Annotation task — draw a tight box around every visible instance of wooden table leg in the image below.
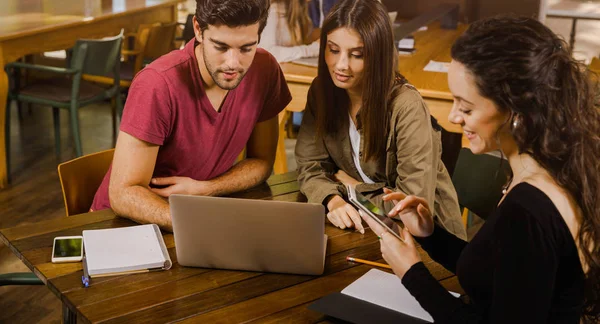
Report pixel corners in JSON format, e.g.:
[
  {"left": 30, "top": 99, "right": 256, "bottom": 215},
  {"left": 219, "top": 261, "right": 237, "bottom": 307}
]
[
  {"left": 0, "top": 46, "right": 9, "bottom": 189},
  {"left": 62, "top": 303, "right": 77, "bottom": 324}
]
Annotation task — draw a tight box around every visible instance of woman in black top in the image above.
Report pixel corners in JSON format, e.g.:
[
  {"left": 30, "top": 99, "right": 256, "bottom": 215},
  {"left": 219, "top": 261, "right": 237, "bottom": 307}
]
[{"left": 360, "top": 16, "right": 600, "bottom": 323}]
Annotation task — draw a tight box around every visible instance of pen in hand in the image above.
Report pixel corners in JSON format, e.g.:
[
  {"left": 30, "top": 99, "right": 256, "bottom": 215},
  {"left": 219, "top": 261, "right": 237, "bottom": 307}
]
[{"left": 82, "top": 254, "right": 91, "bottom": 288}]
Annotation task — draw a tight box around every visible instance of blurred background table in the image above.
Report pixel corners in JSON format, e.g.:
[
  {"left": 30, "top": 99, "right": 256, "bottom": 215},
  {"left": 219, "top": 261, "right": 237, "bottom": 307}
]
[{"left": 0, "top": 0, "right": 181, "bottom": 189}]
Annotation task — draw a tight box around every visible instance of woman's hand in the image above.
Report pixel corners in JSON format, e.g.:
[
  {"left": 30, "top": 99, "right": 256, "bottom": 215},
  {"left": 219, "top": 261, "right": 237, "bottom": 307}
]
[
  {"left": 326, "top": 195, "right": 365, "bottom": 234},
  {"left": 382, "top": 188, "right": 434, "bottom": 238},
  {"left": 334, "top": 170, "right": 362, "bottom": 187},
  {"left": 359, "top": 210, "right": 421, "bottom": 279}
]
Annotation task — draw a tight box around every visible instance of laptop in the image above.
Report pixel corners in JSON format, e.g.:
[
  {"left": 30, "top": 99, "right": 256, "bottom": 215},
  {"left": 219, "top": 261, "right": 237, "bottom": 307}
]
[{"left": 170, "top": 194, "right": 327, "bottom": 275}]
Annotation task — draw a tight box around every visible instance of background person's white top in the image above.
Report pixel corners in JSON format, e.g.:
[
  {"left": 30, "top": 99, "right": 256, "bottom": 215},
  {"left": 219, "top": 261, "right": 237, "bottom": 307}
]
[
  {"left": 349, "top": 114, "right": 375, "bottom": 184},
  {"left": 259, "top": 2, "right": 320, "bottom": 63}
]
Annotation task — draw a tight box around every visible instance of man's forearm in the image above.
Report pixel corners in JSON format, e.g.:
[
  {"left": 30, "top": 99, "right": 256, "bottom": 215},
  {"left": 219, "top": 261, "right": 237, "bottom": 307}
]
[
  {"left": 110, "top": 185, "right": 172, "bottom": 231},
  {"left": 206, "top": 158, "right": 272, "bottom": 196}
]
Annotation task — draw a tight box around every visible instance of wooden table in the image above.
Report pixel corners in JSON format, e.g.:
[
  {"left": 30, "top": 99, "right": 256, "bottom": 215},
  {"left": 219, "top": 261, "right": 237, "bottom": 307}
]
[
  {"left": 280, "top": 22, "right": 469, "bottom": 135},
  {"left": 0, "top": 0, "right": 181, "bottom": 189},
  {"left": 273, "top": 22, "right": 469, "bottom": 173},
  {"left": 0, "top": 172, "right": 463, "bottom": 323}
]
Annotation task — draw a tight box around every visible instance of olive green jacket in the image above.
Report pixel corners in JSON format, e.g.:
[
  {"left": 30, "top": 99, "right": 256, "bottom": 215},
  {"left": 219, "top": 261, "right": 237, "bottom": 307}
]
[{"left": 295, "top": 82, "right": 466, "bottom": 240}]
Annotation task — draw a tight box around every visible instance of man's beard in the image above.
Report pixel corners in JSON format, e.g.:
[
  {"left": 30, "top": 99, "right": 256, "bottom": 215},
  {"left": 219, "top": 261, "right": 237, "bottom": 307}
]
[{"left": 203, "top": 47, "right": 246, "bottom": 90}]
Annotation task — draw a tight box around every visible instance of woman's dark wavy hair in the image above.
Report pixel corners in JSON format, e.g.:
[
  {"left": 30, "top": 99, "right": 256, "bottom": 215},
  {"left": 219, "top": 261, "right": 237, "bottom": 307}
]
[
  {"left": 314, "top": 0, "right": 405, "bottom": 161},
  {"left": 451, "top": 16, "right": 600, "bottom": 322},
  {"left": 195, "top": 0, "right": 270, "bottom": 35}
]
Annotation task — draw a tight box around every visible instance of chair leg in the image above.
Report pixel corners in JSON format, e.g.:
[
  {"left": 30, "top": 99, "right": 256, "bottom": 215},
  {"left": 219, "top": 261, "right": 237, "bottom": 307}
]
[
  {"left": 273, "top": 111, "right": 289, "bottom": 175},
  {"left": 5, "top": 99, "right": 11, "bottom": 184},
  {"left": 16, "top": 101, "right": 24, "bottom": 121},
  {"left": 68, "top": 104, "right": 83, "bottom": 157},
  {"left": 52, "top": 107, "right": 61, "bottom": 157}
]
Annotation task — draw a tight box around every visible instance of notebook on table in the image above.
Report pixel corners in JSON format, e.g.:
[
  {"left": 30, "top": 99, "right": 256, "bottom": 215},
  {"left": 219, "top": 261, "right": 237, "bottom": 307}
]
[
  {"left": 309, "top": 269, "right": 460, "bottom": 323},
  {"left": 82, "top": 224, "right": 172, "bottom": 278}
]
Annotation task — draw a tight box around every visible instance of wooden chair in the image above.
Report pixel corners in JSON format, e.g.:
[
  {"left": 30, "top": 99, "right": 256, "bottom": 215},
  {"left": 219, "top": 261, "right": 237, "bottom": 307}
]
[
  {"left": 273, "top": 83, "right": 309, "bottom": 174},
  {"left": 57, "top": 149, "right": 115, "bottom": 217},
  {"left": 5, "top": 31, "right": 123, "bottom": 182},
  {"left": 175, "top": 14, "right": 195, "bottom": 48},
  {"left": 1, "top": 149, "right": 114, "bottom": 286},
  {"left": 84, "top": 22, "right": 177, "bottom": 90}
]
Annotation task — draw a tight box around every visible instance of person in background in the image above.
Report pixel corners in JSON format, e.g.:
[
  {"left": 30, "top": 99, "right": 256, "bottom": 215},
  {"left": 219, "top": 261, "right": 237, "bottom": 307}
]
[
  {"left": 308, "top": 0, "right": 338, "bottom": 29},
  {"left": 295, "top": 0, "right": 466, "bottom": 240},
  {"left": 362, "top": 16, "right": 600, "bottom": 323},
  {"left": 90, "top": 0, "right": 291, "bottom": 231},
  {"left": 259, "top": 0, "right": 320, "bottom": 62}
]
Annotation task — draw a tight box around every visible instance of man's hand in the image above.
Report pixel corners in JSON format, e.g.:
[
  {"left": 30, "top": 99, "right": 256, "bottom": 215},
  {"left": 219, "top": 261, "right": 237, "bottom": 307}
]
[{"left": 150, "top": 176, "right": 214, "bottom": 197}]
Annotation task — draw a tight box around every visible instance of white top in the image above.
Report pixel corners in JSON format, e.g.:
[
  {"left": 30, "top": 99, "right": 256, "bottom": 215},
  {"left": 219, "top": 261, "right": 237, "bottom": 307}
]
[
  {"left": 348, "top": 114, "right": 375, "bottom": 184},
  {"left": 259, "top": 2, "right": 320, "bottom": 63}
]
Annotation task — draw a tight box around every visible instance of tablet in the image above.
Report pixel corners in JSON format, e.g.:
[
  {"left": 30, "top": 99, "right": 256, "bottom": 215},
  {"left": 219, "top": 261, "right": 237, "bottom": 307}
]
[{"left": 347, "top": 185, "right": 403, "bottom": 241}]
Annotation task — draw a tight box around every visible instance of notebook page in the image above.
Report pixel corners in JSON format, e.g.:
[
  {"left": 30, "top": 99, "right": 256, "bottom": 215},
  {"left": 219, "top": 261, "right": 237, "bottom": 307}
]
[
  {"left": 342, "top": 269, "right": 459, "bottom": 322},
  {"left": 83, "top": 224, "right": 165, "bottom": 274}
]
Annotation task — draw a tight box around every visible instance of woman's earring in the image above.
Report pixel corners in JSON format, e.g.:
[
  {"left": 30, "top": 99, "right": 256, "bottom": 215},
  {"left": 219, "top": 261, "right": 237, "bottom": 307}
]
[{"left": 512, "top": 119, "right": 518, "bottom": 128}]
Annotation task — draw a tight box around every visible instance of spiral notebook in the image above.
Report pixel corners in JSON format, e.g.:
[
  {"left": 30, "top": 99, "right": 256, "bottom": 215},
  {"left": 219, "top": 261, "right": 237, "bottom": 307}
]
[{"left": 82, "top": 224, "right": 172, "bottom": 278}]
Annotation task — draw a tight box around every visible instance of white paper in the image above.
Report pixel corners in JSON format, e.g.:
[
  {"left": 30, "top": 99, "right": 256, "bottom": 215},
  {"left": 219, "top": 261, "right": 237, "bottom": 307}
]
[
  {"left": 342, "top": 269, "right": 460, "bottom": 323},
  {"left": 423, "top": 60, "right": 450, "bottom": 73},
  {"left": 83, "top": 224, "right": 166, "bottom": 275}
]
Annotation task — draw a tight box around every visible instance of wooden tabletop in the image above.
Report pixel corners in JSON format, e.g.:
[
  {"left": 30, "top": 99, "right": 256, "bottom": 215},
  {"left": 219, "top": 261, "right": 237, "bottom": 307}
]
[
  {"left": 0, "top": 0, "right": 180, "bottom": 41},
  {"left": 0, "top": 172, "right": 463, "bottom": 323},
  {"left": 280, "top": 22, "right": 468, "bottom": 101}
]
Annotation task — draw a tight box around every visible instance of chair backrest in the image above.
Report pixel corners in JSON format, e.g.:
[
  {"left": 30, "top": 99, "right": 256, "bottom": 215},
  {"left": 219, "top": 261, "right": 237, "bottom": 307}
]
[
  {"left": 144, "top": 22, "right": 177, "bottom": 61},
  {"left": 439, "top": 126, "right": 462, "bottom": 176},
  {"left": 58, "top": 149, "right": 115, "bottom": 217},
  {"left": 71, "top": 30, "right": 124, "bottom": 79},
  {"left": 451, "top": 148, "right": 512, "bottom": 220},
  {"left": 181, "top": 14, "right": 195, "bottom": 43}
]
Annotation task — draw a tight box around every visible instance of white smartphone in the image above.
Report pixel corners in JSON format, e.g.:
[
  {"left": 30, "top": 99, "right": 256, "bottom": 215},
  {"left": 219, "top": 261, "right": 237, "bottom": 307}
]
[
  {"left": 346, "top": 185, "right": 403, "bottom": 241},
  {"left": 52, "top": 236, "right": 84, "bottom": 263}
]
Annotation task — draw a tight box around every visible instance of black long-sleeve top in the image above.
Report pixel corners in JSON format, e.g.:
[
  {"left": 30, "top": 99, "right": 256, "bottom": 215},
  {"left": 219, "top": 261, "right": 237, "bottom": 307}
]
[{"left": 402, "top": 183, "right": 585, "bottom": 323}]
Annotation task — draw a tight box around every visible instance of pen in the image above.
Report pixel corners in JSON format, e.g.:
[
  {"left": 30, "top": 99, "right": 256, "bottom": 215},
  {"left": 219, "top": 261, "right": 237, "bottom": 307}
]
[
  {"left": 346, "top": 256, "right": 392, "bottom": 269},
  {"left": 82, "top": 254, "right": 91, "bottom": 288}
]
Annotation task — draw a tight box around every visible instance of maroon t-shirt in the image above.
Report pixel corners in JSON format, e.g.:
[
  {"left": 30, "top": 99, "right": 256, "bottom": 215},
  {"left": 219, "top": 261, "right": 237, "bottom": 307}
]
[{"left": 91, "top": 40, "right": 291, "bottom": 211}]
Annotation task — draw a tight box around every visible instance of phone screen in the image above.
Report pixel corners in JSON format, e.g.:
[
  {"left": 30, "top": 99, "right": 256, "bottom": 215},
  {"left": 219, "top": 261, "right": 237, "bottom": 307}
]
[
  {"left": 351, "top": 189, "right": 402, "bottom": 239},
  {"left": 53, "top": 238, "right": 83, "bottom": 258}
]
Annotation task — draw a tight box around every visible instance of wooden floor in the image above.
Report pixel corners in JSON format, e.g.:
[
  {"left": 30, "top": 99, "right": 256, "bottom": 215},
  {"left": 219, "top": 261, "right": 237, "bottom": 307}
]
[{"left": 0, "top": 101, "right": 115, "bottom": 323}]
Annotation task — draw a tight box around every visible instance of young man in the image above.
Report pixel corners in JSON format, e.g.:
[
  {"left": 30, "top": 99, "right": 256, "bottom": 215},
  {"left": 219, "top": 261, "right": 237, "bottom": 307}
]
[{"left": 91, "top": 0, "right": 291, "bottom": 231}]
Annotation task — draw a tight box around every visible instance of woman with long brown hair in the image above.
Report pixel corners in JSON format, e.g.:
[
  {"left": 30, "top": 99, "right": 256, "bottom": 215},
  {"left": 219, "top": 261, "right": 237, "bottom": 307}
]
[
  {"left": 295, "top": 0, "right": 466, "bottom": 240},
  {"left": 259, "top": 0, "right": 320, "bottom": 62},
  {"left": 362, "top": 16, "right": 600, "bottom": 322}
]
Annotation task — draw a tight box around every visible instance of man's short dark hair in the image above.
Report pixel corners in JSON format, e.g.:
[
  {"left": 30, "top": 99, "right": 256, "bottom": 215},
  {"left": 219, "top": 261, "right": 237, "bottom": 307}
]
[{"left": 195, "top": 0, "right": 270, "bottom": 34}]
